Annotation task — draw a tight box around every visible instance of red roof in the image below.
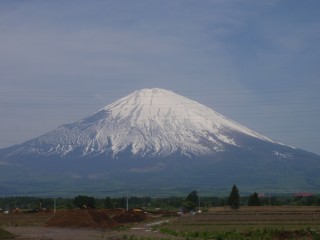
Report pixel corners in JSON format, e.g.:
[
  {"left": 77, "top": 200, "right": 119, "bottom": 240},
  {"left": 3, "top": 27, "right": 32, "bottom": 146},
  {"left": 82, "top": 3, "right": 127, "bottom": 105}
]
[{"left": 294, "top": 193, "right": 313, "bottom": 197}]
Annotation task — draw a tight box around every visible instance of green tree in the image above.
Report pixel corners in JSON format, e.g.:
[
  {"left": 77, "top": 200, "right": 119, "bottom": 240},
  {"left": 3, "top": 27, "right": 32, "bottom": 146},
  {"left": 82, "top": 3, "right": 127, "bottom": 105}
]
[
  {"left": 183, "top": 190, "right": 199, "bottom": 211},
  {"left": 227, "top": 185, "right": 240, "bottom": 210},
  {"left": 104, "top": 197, "right": 113, "bottom": 208},
  {"left": 248, "top": 192, "right": 261, "bottom": 206},
  {"left": 74, "top": 195, "right": 95, "bottom": 208}
]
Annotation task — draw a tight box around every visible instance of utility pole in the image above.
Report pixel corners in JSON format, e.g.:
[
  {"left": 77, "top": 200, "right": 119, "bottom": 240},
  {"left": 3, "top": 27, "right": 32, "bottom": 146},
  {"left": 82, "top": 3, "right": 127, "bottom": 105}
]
[
  {"left": 126, "top": 194, "right": 129, "bottom": 211},
  {"left": 269, "top": 193, "right": 271, "bottom": 207},
  {"left": 54, "top": 197, "right": 56, "bottom": 214}
]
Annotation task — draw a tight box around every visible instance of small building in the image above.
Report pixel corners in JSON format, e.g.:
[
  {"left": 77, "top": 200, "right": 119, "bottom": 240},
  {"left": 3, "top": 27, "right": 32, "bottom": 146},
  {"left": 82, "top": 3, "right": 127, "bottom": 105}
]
[{"left": 294, "top": 193, "right": 313, "bottom": 197}]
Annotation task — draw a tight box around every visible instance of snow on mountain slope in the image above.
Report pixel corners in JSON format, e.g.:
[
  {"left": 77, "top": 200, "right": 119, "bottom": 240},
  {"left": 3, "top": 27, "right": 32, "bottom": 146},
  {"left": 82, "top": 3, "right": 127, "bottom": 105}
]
[
  {"left": 4, "top": 88, "right": 320, "bottom": 195},
  {"left": 7, "top": 88, "right": 276, "bottom": 158}
]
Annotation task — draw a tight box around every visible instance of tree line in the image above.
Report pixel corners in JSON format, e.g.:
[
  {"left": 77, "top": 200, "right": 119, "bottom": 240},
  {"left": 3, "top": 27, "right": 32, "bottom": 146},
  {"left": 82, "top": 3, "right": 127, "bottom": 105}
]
[{"left": 1, "top": 185, "right": 319, "bottom": 211}]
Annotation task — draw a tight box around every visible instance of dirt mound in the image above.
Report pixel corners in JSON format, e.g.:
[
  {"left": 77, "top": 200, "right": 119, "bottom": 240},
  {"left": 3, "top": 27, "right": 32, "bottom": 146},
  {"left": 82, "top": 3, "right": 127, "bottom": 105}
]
[
  {"left": 46, "top": 209, "right": 119, "bottom": 228},
  {"left": 113, "top": 211, "right": 147, "bottom": 224}
]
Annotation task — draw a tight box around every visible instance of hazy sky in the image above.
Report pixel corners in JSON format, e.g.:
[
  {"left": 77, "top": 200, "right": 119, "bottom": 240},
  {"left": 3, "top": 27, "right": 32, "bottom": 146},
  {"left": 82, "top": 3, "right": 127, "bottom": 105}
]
[{"left": 1, "top": 0, "right": 319, "bottom": 154}]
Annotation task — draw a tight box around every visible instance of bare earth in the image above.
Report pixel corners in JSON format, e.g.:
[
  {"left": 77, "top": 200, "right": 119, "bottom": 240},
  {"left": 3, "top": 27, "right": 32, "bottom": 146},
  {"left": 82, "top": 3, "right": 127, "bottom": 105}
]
[
  {"left": 4, "top": 221, "right": 178, "bottom": 240},
  {"left": 4, "top": 227, "right": 107, "bottom": 240},
  {"left": 2, "top": 206, "right": 320, "bottom": 239},
  {"left": 2, "top": 209, "right": 178, "bottom": 240}
]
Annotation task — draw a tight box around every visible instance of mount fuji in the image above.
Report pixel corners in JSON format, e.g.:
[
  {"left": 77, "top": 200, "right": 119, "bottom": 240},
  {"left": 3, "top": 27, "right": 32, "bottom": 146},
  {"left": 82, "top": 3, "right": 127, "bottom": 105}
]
[{"left": 0, "top": 88, "right": 319, "bottom": 196}]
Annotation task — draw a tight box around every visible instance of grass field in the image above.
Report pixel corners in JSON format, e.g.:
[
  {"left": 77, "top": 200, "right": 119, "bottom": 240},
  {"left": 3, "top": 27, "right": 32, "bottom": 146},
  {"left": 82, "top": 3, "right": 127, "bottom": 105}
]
[{"left": 0, "top": 227, "right": 15, "bottom": 239}]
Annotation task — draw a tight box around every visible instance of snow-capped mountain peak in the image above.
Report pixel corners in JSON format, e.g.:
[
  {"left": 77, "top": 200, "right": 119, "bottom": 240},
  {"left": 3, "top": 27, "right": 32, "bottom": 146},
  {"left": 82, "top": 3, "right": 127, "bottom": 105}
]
[
  {"left": 3, "top": 88, "right": 320, "bottom": 195},
  {"left": 9, "top": 88, "right": 275, "bottom": 159}
]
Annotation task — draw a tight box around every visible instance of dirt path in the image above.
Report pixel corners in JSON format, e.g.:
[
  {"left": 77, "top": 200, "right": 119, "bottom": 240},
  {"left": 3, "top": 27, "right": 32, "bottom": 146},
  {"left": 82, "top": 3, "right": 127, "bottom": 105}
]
[{"left": 124, "top": 218, "right": 180, "bottom": 239}]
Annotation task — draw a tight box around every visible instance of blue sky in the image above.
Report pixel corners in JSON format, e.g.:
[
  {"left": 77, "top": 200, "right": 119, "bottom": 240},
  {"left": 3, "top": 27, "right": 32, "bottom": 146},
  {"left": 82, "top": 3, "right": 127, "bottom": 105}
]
[{"left": 0, "top": 0, "right": 319, "bottom": 154}]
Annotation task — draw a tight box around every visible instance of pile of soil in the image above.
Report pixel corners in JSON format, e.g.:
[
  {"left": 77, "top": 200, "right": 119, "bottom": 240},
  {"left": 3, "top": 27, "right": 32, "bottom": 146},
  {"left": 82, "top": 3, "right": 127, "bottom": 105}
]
[
  {"left": 46, "top": 209, "right": 119, "bottom": 228},
  {"left": 113, "top": 211, "right": 147, "bottom": 224}
]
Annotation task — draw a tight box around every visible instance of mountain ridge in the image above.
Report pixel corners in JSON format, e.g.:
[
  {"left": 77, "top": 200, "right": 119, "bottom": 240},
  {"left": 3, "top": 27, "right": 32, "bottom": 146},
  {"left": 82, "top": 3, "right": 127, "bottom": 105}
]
[
  {"left": 0, "top": 88, "right": 319, "bottom": 196},
  {"left": 3, "top": 88, "right": 279, "bottom": 159}
]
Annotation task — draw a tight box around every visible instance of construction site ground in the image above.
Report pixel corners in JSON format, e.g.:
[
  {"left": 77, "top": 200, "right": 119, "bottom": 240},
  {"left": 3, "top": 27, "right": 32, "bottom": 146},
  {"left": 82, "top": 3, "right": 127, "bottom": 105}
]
[{"left": 1, "top": 208, "right": 179, "bottom": 240}]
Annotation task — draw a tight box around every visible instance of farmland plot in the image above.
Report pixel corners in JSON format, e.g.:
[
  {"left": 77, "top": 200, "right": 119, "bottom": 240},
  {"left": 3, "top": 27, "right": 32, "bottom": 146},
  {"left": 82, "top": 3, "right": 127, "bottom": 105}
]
[{"left": 156, "top": 206, "right": 320, "bottom": 239}]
